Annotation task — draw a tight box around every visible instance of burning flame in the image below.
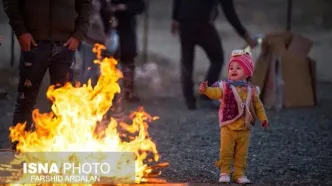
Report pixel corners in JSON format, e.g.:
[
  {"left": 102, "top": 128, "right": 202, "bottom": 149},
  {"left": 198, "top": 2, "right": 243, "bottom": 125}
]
[{"left": 4, "top": 44, "right": 167, "bottom": 185}]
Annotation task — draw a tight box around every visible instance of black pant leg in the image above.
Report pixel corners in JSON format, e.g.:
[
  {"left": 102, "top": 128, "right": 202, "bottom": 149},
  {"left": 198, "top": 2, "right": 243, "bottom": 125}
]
[
  {"left": 49, "top": 42, "right": 75, "bottom": 87},
  {"left": 179, "top": 23, "right": 197, "bottom": 105},
  {"left": 197, "top": 23, "right": 224, "bottom": 86},
  {"left": 13, "top": 43, "right": 51, "bottom": 129}
]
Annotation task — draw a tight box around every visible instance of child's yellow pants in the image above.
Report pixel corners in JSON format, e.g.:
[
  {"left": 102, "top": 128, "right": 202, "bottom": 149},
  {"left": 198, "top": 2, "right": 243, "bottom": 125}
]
[{"left": 215, "top": 126, "right": 251, "bottom": 180}]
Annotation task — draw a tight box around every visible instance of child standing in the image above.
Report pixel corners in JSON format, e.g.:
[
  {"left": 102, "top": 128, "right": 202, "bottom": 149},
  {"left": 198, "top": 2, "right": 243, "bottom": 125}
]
[{"left": 199, "top": 49, "right": 269, "bottom": 184}]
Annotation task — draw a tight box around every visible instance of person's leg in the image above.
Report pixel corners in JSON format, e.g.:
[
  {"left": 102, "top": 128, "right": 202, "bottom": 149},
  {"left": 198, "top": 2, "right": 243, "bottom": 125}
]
[
  {"left": 233, "top": 130, "right": 251, "bottom": 183},
  {"left": 103, "top": 48, "right": 126, "bottom": 121},
  {"left": 118, "top": 29, "right": 140, "bottom": 102},
  {"left": 197, "top": 23, "right": 224, "bottom": 106},
  {"left": 12, "top": 42, "right": 51, "bottom": 150},
  {"left": 197, "top": 23, "right": 224, "bottom": 85},
  {"left": 108, "top": 70, "right": 126, "bottom": 121},
  {"left": 112, "top": 48, "right": 126, "bottom": 119},
  {"left": 48, "top": 42, "right": 75, "bottom": 88},
  {"left": 179, "top": 22, "right": 197, "bottom": 110},
  {"left": 78, "top": 41, "right": 100, "bottom": 87},
  {"left": 121, "top": 58, "right": 140, "bottom": 102}
]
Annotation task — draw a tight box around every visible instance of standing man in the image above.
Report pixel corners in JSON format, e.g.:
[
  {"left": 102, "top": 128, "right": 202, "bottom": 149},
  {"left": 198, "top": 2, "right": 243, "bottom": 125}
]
[
  {"left": 111, "top": 0, "right": 145, "bottom": 102},
  {"left": 78, "top": 0, "right": 125, "bottom": 120},
  {"left": 171, "top": 0, "right": 257, "bottom": 110},
  {"left": 3, "top": 0, "right": 91, "bottom": 148},
  {"left": 78, "top": 0, "right": 113, "bottom": 87}
]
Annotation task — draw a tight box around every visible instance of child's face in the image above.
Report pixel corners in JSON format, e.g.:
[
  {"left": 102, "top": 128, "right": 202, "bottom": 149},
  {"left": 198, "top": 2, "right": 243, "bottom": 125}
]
[{"left": 228, "top": 61, "right": 247, "bottom": 81}]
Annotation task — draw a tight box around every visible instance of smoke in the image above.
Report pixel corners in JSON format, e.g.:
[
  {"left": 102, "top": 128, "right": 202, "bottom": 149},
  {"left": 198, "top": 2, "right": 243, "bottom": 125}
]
[{"left": 135, "top": 62, "right": 163, "bottom": 94}]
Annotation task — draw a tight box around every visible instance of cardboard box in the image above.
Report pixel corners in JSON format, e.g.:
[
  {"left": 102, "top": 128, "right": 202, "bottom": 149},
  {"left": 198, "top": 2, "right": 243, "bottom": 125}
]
[
  {"left": 252, "top": 32, "right": 316, "bottom": 109},
  {"left": 252, "top": 32, "right": 291, "bottom": 91},
  {"left": 288, "top": 34, "right": 313, "bottom": 56},
  {"left": 281, "top": 52, "right": 315, "bottom": 108},
  {"left": 261, "top": 54, "right": 278, "bottom": 109},
  {"left": 252, "top": 53, "right": 270, "bottom": 93}
]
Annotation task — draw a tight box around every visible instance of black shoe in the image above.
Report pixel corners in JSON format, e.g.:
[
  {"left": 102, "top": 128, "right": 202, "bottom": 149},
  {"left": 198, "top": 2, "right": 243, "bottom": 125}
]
[
  {"left": 185, "top": 98, "right": 197, "bottom": 110},
  {"left": 111, "top": 111, "right": 126, "bottom": 122},
  {"left": 199, "top": 94, "right": 210, "bottom": 101},
  {"left": 187, "top": 103, "right": 197, "bottom": 110},
  {"left": 199, "top": 95, "right": 220, "bottom": 109},
  {"left": 125, "top": 92, "right": 140, "bottom": 102}
]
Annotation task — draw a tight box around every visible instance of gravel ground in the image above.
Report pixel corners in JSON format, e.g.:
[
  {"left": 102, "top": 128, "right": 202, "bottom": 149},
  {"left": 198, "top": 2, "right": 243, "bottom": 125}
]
[
  {"left": 137, "top": 83, "right": 332, "bottom": 185},
  {"left": 0, "top": 55, "right": 332, "bottom": 185}
]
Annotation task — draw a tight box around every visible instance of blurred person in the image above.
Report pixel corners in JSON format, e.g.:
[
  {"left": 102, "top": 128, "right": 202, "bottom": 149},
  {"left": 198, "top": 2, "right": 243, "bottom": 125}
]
[
  {"left": 78, "top": 0, "right": 117, "bottom": 87},
  {"left": 78, "top": 0, "right": 126, "bottom": 121},
  {"left": 110, "top": 0, "right": 145, "bottom": 102},
  {"left": 199, "top": 50, "right": 268, "bottom": 184},
  {"left": 3, "top": 0, "right": 92, "bottom": 150},
  {"left": 0, "top": 35, "right": 8, "bottom": 99},
  {"left": 171, "top": 0, "right": 257, "bottom": 110}
]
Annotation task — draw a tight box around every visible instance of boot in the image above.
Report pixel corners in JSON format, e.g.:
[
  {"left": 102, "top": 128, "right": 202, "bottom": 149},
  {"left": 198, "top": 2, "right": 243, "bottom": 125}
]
[
  {"left": 110, "top": 91, "right": 126, "bottom": 119},
  {"left": 122, "top": 63, "right": 140, "bottom": 102},
  {"left": 124, "top": 92, "right": 140, "bottom": 102},
  {"left": 185, "top": 96, "right": 197, "bottom": 110}
]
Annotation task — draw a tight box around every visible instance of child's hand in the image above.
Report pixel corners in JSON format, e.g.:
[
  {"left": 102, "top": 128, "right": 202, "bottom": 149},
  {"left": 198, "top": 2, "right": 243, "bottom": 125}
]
[
  {"left": 199, "top": 81, "right": 208, "bottom": 94},
  {"left": 262, "top": 120, "right": 269, "bottom": 129}
]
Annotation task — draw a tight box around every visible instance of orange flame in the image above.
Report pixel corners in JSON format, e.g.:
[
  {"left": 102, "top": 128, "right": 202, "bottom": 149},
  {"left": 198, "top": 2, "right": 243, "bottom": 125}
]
[{"left": 7, "top": 43, "right": 165, "bottom": 185}]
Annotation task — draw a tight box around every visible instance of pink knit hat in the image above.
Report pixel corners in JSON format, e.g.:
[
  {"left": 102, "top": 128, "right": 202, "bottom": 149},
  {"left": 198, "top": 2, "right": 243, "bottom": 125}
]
[{"left": 228, "top": 50, "right": 254, "bottom": 77}]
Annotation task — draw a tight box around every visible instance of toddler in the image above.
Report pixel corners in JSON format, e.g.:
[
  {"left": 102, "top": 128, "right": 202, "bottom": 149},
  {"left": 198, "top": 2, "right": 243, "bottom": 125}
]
[{"left": 199, "top": 49, "right": 269, "bottom": 184}]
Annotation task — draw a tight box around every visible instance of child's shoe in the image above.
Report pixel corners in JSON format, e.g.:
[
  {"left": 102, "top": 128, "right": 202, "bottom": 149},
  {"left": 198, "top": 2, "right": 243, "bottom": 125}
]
[
  {"left": 235, "top": 176, "right": 251, "bottom": 184},
  {"left": 218, "top": 173, "right": 230, "bottom": 183}
]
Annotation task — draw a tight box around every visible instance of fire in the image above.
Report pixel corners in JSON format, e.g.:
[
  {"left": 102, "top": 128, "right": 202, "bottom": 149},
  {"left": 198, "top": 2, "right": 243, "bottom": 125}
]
[{"left": 5, "top": 43, "right": 167, "bottom": 185}]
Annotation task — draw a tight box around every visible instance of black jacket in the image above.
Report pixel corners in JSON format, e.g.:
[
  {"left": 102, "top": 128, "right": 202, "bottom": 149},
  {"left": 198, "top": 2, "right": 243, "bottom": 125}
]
[
  {"left": 99, "top": 0, "right": 113, "bottom": 34},
  {"left": 110, "top": 0, "right": 145, "bottom": 32},
  {"left": 3, "top": 0, "right": 92, "bottom": 42},
  {"left": 172, "top": 0, "right": 247, "bottom": 38}
]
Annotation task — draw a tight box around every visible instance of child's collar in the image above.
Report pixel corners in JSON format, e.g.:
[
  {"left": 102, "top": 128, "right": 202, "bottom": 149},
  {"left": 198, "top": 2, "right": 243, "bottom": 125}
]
[{"left": 226, "top": 79, "right": 248, "bottom": 87}]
